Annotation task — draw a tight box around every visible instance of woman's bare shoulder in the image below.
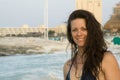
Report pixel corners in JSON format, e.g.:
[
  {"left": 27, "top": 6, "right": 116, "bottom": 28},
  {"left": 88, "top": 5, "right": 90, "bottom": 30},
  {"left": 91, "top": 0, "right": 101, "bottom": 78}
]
[
  {"left": 63, "top": 59, "right": 72, "bottom": 80},
  {"left": 63, "top": 59, "right": 72, "bottom": 70},
  {"left": 102, "top": 51, "right": 120, "bottom": 80},
  {"left": 102, "top": 51, "right": 119, "bottom": 68},
  {"left": 102, "top": 51, "right": 119, "bottom": 66}
]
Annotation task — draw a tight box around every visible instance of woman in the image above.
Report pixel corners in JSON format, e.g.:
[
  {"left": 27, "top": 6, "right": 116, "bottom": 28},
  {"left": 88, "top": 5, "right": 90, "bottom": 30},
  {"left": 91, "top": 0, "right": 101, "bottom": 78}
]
[{"left": 63, "top": 9, "right": 120, "bottom": 80}]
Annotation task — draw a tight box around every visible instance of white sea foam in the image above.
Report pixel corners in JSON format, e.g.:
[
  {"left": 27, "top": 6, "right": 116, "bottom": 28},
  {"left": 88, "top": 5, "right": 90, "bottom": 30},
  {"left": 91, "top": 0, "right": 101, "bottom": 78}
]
[
  {"left": 21, "top": 73, "right": 61, "bottom": 80},
  {"left": 21, "top": 74, "right": 41, "bottom": 80}
]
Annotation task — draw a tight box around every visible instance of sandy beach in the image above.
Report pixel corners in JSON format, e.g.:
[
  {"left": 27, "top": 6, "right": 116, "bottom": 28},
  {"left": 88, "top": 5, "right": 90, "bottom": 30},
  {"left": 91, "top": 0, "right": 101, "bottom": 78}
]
[{"left": 0, "top": 37, "right": 70, "bottom": 56}]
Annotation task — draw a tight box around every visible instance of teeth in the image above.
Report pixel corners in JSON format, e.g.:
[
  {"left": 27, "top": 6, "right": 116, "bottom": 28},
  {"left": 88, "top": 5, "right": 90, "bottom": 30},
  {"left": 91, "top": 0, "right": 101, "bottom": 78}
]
[
  {"left": 77, "top": 39, "right": 84, "bottom": 41},
  {"left": 78, "top": 39, "right": 83, "bottom": 40}
]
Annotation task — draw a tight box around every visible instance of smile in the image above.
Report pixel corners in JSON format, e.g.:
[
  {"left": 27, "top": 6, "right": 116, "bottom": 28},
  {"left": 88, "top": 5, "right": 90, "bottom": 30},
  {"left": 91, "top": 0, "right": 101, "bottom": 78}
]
[{"left": 77, "top": 38, "right": 84, "bottom": 41}]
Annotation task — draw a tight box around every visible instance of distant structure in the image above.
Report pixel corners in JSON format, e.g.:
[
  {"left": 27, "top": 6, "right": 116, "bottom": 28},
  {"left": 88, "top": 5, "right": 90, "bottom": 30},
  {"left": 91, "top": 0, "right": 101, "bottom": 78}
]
[
  {"left": 0, "top": 25, "right": 45, "bottom": 37},
  {"left": 44, "top": 0, "right": 48, "bottom": 39},
  {"left": 49, "top": 24, "right": 67, "bottom": 36},
  {"left": 0, "top": 24, "right": 66, "bottom": 37},
  {"left": 76, "top": 0, "right": 102, "bottom": 23},
  {"left": 104, "top": 2, "right": 120, "bottom": 33}
]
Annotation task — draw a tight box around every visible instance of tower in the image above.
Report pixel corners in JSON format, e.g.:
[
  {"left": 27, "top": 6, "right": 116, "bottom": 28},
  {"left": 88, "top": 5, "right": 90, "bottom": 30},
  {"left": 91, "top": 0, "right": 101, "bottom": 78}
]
[
  {"left": 76, "top": 0, "right": 102, "bottom": 23},
  {"left": 44, "top": 0, "right": 48, "bottom": 40}
]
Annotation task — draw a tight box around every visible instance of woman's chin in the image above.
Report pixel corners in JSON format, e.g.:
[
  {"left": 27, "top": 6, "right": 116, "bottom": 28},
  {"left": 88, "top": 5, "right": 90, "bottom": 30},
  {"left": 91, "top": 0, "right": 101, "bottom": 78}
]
[{"left": 78, "top": 44, "right": 84, "bottom": 47}]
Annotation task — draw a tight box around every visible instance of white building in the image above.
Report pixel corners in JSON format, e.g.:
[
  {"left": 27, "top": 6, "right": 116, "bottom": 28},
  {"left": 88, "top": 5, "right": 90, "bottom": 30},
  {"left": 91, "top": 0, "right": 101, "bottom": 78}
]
[
  {"left": 0, "top": 25, "right": 45, "bottom": 36},
  {"left": 0, "top": 24, "right": 67, "bottom": 37},
  {"left": 76, "top": 0, "right": 102, "bottom": 23}
]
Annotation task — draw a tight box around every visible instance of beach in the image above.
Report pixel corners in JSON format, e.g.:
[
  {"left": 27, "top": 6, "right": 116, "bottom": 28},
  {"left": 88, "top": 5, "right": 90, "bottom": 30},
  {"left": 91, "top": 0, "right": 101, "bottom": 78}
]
[{"left": 0, "top": 37, "right": 69, "bottom": 56}]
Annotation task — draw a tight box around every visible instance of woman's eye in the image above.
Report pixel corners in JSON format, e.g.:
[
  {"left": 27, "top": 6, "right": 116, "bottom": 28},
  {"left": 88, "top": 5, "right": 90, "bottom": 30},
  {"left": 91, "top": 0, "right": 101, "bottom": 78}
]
[
  {"left": 72, "top": 29, "right": 77, "bottom": 32},
  {"left": 82, "top": 28, "right": 87, "bottom": 31}
]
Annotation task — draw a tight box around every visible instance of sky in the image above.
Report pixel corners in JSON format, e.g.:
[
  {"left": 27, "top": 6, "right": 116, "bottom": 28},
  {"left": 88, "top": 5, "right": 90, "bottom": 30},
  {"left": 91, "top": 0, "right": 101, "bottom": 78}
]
[{"left": 0, "top": 0, "right": 120, "bottom": 27}]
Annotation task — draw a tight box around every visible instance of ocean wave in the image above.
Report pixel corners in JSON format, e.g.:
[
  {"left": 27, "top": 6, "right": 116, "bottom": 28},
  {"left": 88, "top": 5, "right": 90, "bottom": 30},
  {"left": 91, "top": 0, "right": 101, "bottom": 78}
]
[{"left": 20, "top": 73, "right": 61, "bottom": 80}]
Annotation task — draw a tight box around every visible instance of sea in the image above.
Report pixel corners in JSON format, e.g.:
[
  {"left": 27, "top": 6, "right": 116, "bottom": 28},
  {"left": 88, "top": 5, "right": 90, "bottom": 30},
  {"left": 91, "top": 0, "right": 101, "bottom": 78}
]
[
  {"left": 0, "top": 43, "right": 120, "bottom": 80},
  {"left": 0, "top": 51, "right": 70, "bottom": 80}
]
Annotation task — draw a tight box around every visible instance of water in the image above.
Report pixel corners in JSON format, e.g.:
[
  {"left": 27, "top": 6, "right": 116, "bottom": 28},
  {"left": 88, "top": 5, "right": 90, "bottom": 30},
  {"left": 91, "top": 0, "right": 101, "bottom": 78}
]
[
  {"left": 0, "top": 50, "right": 120, "bottom": 80},
  {"left": 0, "top": 51, "right": 70, "bottom": 80}
]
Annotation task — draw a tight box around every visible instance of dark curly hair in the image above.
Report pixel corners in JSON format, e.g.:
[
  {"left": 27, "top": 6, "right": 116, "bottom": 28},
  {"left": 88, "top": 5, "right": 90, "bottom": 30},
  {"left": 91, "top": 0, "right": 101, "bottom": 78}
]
[{"left": 67, "top": 9, "right": 107, "bottom": 79}]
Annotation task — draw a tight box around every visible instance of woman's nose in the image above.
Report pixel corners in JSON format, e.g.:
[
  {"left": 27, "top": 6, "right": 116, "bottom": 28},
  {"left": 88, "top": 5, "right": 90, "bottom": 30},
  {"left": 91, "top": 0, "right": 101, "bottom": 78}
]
[{"left": 77, "top": 30, "right": 82, "bottom": 35}]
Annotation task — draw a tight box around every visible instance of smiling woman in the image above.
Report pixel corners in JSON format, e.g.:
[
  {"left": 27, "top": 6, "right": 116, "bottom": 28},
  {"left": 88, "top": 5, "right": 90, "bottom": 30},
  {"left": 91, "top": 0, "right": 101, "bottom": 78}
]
[{"left": 63, "top": 9, "right": 120, "bottom": 80}]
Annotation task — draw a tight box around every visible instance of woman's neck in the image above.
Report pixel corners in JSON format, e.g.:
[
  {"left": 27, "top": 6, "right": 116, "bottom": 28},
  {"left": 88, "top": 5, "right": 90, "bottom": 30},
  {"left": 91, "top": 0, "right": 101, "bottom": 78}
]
[
  {"left": 78, "top": 46, "right": 84, "bottom": 56},
  {"left": 76, "top": 47, "right": 85, "bottom": 64}
]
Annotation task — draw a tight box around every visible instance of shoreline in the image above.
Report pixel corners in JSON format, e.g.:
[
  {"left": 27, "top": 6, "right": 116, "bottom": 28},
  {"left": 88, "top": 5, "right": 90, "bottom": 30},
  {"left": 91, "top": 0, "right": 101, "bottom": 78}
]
[{"left": 0, "top": 37, "right": 70, "bottom": 56}]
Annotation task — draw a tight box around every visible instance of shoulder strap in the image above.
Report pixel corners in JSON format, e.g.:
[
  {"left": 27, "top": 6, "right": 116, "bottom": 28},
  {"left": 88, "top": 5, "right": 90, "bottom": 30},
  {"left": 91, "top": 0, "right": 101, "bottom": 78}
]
[{"left": 66, "top": 60, "right": 74, "bottom": 80}]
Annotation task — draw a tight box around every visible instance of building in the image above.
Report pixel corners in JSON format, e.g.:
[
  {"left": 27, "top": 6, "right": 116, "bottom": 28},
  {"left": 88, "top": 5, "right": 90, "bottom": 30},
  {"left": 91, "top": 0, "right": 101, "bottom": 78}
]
[
  {"left": 0, "top": 25, "right": 45, "bottom": 37},
  {"left": 76, "top": 0, "right": 102, "bottom": 23},
  {"left": 104, "top": 2, "right": 120, "bottom": 32},
  {"left": 49, "top": 24, "right": 66, "bottom": 35},
  {"left": 0, "top": 24, "right": 67, "bottom": 37}
]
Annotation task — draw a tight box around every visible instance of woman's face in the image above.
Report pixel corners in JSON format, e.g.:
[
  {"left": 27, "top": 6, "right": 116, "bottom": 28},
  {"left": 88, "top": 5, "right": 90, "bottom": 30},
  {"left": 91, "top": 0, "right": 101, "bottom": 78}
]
[{"left": 71, "top": 18, "right": 88, "bottom": 47}]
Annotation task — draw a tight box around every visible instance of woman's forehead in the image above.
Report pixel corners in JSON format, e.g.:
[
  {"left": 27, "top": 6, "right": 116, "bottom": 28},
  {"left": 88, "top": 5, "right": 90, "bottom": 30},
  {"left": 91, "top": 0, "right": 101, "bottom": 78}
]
[{"left": 71, "top": 18, "right": 86, "bottom": 26}]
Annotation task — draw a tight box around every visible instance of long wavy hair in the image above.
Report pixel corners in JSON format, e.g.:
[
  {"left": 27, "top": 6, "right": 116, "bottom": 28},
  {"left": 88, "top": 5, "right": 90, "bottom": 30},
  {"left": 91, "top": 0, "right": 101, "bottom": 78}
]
[{"left": 67, "top": 10, "right": 107, "bottom": 79}]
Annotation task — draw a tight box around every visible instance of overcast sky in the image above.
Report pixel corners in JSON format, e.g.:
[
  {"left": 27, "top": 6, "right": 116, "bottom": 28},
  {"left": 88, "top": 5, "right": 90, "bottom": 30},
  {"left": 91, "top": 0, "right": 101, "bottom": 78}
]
[{"left": 0, "top": 0, "right": 119, "bottom": 27}]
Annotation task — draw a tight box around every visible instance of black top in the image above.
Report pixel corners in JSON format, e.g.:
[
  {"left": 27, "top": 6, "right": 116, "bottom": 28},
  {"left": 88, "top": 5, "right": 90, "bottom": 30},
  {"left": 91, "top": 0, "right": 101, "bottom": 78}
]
[{"left": 66, "top": 61, "right": 96, "bottom": 80}]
